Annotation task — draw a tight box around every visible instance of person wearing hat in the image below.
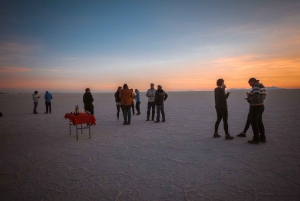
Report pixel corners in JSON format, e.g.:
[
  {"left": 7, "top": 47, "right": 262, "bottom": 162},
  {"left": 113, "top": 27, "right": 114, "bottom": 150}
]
[
  {"left": 119, "top": 84, "right": 133, "bottom": 125},
  {"left": 44, "top": 91, "right": 53, "bottom": 113},
  {"left": 83, "top": 88, "right": 94, "bottom": 115},
  {"left": 154, "top": 85, "right": 168, "bottom": 123},
  {"left": 246, "top": 78, "right": 266, "bottom": 144},
  {"left": 146, "top": 83, "right": 156, "bottom": 121},
  {"left": 32, "top": 91, "right": 40, "bottom": 114},
  {"left": 213, "top": 79, "right": 234, "bottom": 140}
]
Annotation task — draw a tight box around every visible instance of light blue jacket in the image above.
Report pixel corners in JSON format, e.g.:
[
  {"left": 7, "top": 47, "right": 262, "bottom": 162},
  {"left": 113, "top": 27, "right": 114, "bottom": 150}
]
[
  {"left": 135, "top": 92, "right": 141, "bottom": 102},
  {"left": 44, "top": 92, "right": 53, "bottom": 102}
]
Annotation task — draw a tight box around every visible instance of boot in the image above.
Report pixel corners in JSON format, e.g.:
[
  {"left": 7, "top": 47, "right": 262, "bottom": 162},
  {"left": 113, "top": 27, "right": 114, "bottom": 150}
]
[{"left": 146, "top": 116, "right": 149, "bottom": 121}]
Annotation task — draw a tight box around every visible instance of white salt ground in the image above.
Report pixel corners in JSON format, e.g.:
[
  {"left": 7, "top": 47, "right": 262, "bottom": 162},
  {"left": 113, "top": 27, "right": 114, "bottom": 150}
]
[{"left": 0, "top": 90, "right": 300, "bottom": 200}]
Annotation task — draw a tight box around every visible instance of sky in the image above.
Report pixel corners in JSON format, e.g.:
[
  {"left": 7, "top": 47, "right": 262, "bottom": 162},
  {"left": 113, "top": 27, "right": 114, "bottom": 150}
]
[{"left": 1, "top": 0, "right": 300, "bottom": 93}]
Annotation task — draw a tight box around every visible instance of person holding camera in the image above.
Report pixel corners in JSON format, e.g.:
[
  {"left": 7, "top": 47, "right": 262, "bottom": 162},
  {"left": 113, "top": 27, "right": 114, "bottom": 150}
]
[
  {"left": 146, "top": 83, "right": 156, "bottom": 121},
  {"left": 32, "top": 91, "right": 40, "bottom": 114}
]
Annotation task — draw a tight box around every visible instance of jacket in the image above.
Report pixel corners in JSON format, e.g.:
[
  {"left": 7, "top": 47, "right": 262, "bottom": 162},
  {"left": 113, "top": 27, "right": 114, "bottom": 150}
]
[
  {"left": 44, "top": 92, "right": 53, "bottom": 102},
  {"left": 214, "top": 87, "right": 229, "bottom": 108},
  {"left": 114, "top": 91, "right": 121, "bottom": 102},
  {"left": 119, "top": 89, "right": 133, "bottom": 106},
  {"left": 32, "top": 94, "right": 39, "bottom": 102},
  {"left": 154, "top": 89, "right": 168, "bottom": 105},
  {"left": 135, "top": 92, "right": 141, "bottom": 102},
  {"left": 83, "top": 92, "right": 94, "bottom": 108},
  {"left": 146, "top": 88, "right": 156, "bottom": 102},
  {"left": 248, "top": 83, "right": 266, "bottom": 106}
]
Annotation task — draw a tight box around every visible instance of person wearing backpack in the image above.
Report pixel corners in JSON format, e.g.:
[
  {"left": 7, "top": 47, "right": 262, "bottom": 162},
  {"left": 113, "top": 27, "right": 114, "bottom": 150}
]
[{"left": 154, "top": 85, "right": 168, "bottom": 123}]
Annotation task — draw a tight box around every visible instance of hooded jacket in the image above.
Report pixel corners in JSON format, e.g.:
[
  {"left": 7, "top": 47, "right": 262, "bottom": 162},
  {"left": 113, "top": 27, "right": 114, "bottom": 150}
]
[
  {"left": 248, "top": 82, "right": 266, "bottom": 106},
  {"left": 114, "top": 91, "right": 121, "bottom": 102},
  {"left": 154, "top": 89, "right": 168, "bottom": 105},
  {"left": 44, "top": 92, "right": 53, "bottom": 102},
  {"left": 119, "top": 89, "right": 133, "bottom": 106}
]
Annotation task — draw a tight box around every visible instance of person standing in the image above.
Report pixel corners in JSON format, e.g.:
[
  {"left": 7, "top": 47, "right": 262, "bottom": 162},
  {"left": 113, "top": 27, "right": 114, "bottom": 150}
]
[
  {"left": 83, "top": 88, "right": 94, "bottom": 115},
  {"left": 119, "top": 84, "right": 133, "bottom": 125},
  {"left": 44, "top": 91, "right": 53, "bottom": 114},
  {"left": 154, "top": 85, "right": 168, "bottom": 123},
  {"left": 246, "top": 78, "right": 266, "bottom": 144},
  {"left": 213, "top": 79, "right": 234, "bottom": 140},
  {"left": 131, "top": 89, "right": 135, "bottom": 115},
  {"left": 114, "top": 86, "right": 122, "bottom": 120},
  {"left": 135, "top": 89, "right": 141, "bottom": 115},
  {"left": 146, "top": 83, "right": 156, "bottom": 121},
  {"left": 32, "top": 91, "right": 40, "bottom": 114}
]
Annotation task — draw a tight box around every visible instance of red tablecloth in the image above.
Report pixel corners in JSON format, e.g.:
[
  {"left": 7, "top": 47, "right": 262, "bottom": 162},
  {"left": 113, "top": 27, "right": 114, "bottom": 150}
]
[{"left": 64, "top": 113, "right": 96, "bottom": 125}]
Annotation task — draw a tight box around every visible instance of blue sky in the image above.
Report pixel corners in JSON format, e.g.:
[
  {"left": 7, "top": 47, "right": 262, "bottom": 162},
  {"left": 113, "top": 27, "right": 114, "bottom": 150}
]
[{"left": 1, "top": 0, "right": 300, "bottom": 92}]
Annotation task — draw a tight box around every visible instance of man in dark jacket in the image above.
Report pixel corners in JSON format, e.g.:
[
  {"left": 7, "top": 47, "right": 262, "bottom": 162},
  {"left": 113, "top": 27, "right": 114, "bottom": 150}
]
[
  {"left": 246, "top": 78, "right": 266, "bottom": 144},
  {"left": 83, "top": 88, "right": 94, "bottom": 115},
  {"left": 114, "top": 86, "right": 122, "bottom": 120},
  {"left": 214, "top": 79, "right": 233, "bottom": 140},
  {"left": 44, "top": 91, "right": 53, "bottom": 113},
  {"left": 154, "top": 85, "right": 168, "bottom": 123}
]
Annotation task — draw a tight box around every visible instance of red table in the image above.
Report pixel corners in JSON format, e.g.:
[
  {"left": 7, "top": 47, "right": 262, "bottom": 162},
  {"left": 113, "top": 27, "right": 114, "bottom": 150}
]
[{"left": 64, "top": 113, "right": 96, "bottom": 140}]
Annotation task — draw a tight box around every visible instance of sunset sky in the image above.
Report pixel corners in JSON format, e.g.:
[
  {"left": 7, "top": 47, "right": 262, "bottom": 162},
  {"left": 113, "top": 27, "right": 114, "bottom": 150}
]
[{"left": 1, "top": 0, "right": 300, "bottom": 93}]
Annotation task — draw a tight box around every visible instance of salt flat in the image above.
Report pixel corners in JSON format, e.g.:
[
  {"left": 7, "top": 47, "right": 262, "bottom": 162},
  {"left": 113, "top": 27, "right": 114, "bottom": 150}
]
[{"left": 0, "top": 90, "right": 300, "bottom": 201}]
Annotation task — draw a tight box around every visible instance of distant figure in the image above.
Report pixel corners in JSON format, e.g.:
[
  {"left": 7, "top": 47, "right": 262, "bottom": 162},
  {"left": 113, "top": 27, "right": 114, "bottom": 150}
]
[
  {"left": 114, "top": 86, "right": 122, "bottom": 120},
  {"left": 146, "top": 83, "right": 156, "bottom": 121},
  {"left": 119, "top": 84, "right": 133, "bottom": 125},
  {"left": 135, "top": 89, "right": 141, "bottom": 115},
  {"left": 32, "top": 91, "right": 40, "bottom": 114},
  {"left": 131, "top": 89, "right": 135, "bottom": 115},
  {"left": 246, "top": 78, "right": 266, "bottom": 144},
  {"left": 83, "top": 88, "right": 94, "bottom": 115},
  {"left": 44, "top": 91, "right": 53, "bottom": 114},
  {"left": 213, "top": 79, "right": 233, "bottom": 140},
  {"left": 154, "top": 85, "right": 168, "bottom": 123}
]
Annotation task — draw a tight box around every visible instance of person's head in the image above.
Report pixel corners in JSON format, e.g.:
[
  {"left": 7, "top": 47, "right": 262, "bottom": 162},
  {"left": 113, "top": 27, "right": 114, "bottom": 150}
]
[
  {"left": 46, "top": 91, "right": 48, "bottom": 93},
  {"left": 123, "top": 84, "right": 128, "bottom": 89},
  {"left": 85, "top": 88, "right": 91, "bottom": 93},
  {"left": 216, "top": 79, "right": 225, "bottom": 87},
  {"left": 150, "top": 83, "right": 154, "bottom": 89},
  {"left": 117, "top": 86, "right": 122, "bottom": 91},
  {"left": 34, "top": 91, "right": 38, "bottom": 94},
  {"left": 135, "top": 89, "right": 139, "bottom": 93},
  {"left": 157, "top": 85, "right": 162, "bottom": 90},
  {"left": 248, "top": 78, "right": 259, "bottom": 87}
]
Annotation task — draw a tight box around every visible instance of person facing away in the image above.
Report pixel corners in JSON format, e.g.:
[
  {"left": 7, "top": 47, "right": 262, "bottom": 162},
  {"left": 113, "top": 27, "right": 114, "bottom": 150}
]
[
  {"left": 135, "top": 89, "right": 141, "bottom": 115},
  {"left": 131, "top": 89, "right": 136, "bottom": 115},
  {"left": 83, "top": 88, "right": 94, "bottom": 115},
  {"left": 246, "top": 78, "right": 266, "bottom": 144},
  {"left": 146, "top": 83, "right": 156, "bottom": 121},
  {"left": 154, "top": 85, "right": 168, "bottom": 123},
  {"left": 119, "top": 84, "right": 133, "bottom": 125},
  {"left": 32, "top": 91, "right": 40, "bottom": 114},
  {"left": 44, "top": 91, "right": 53, "bottom": 114},
  {"left": 114, "top": 86, "right": 122, "bottom": 120},
  {"left": 213, "top": 79, "right": 234, "bottom": 140}
]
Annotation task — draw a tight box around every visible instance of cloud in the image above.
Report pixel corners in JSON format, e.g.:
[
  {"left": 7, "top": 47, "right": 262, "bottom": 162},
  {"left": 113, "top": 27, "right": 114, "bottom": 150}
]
[{"left": 0, "top": 66, "right": 32, "bottom": 73}]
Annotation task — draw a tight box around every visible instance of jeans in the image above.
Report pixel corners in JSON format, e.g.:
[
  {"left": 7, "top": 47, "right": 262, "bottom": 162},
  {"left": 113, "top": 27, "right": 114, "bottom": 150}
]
[
  {"left": 122, "top": 105, "right": 131, "bottom": 123},
  {"left": 147, "top": 102, "right": 155, "bottom": 118},
  {"left": 33, "top": 102, "right": 38, "bottom": 113},
  {"left": 243, "top": 111, "right": 251, "bottom": 133},
  {"left": 116, "top": 102, "right": 121, "bottom": 118},
  {"left": 131, "top": 101, "right": 135, "bottom": 114},
  {"left": 214, "top": 107, "right": 229, "bottom": 135},
  {"left": 45, "top": 102, "right": 51, "bottom": 113},
  {"left": 136, "top": 102, "right": 141, "bottom": 114},
  {"left": 249, "top": 105, "right": 265, "bottom": 141},
  {"left": 156, "top": 105, "right": 165, "bottom": 121}
]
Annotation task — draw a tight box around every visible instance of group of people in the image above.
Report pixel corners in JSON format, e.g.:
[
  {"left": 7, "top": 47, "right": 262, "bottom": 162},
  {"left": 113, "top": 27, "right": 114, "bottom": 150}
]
[
  {"left": 32, "top": 91, "right": 53, "bottom": 114},
  {"left": 214, "top": 78, "right": 266, "bottom": 144},
  {"left": 114, "top": 83, "right": 168, "bottom": 125}
]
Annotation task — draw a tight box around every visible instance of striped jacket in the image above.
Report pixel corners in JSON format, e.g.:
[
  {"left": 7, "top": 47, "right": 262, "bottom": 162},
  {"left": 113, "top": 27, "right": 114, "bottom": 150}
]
[{"left": 248, "top": 83, "right": 266, "bottom": 106}]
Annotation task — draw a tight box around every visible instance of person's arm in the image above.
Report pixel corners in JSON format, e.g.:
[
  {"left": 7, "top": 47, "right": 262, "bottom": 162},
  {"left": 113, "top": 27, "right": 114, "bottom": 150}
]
[
  {"left": 248, "top": 87, "right": 260, "bottom": 102},
  {"left": 146, "top": 90, "right": 149, "bottom": 97},
  {"left": 164, "top": 92, "right": 168, "bottom": 101}
]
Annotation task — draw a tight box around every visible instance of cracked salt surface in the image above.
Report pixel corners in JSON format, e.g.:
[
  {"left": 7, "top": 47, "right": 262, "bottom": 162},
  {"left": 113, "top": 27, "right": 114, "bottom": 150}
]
[{"left": 1, "top": 90, "right": 300, "bottom": 200}]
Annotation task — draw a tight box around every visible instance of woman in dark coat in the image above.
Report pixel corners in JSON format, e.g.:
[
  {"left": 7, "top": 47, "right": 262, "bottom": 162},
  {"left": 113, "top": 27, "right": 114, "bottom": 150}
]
[{"left": 83, "top": 88, "right": 94, "bottom": 115}]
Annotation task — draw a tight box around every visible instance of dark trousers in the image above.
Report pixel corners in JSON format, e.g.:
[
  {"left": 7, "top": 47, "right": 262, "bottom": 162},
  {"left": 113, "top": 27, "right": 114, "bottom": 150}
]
[
  {"left": 214, "top": 107, "right": 229, "bottom": 135},
  {"left": 242, "top": 111, "right": 251, "bottom": 133},
  {"left": 45, "top": 102, "right": 51, "bottom": 113},
  {"left": 249, "top": 105, "right": 265, "bottom": 141},
  {"left": 33, "top": 102, "right": 38, "bottom": 113},
  {"left": 122, "top": 105, "right": 131, "bottom": 123},
  {"left": 131, "top": 101, "right": 135, "bottom": 114},
  {"left": 156, "top": 105, "right": 165, "bottom": 121},
  {"left": 136, "top": 102, "right": 141, "bottom": 114},
  {"left": 147, "top": 102, "right": 155, "bottom": 119},
  {"left": 116, "top": 103, "right": 121, "bottom": 119}
]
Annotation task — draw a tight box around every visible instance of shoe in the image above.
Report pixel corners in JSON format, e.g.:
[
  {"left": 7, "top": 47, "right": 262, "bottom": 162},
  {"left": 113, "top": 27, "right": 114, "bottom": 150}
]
[
  {"left": 136, "top": 113, "right": 141, "bottom": 115},
  {"left": 237, "top": 132, "right": 246, "bottom": 137},
  {"left": 161, "top": 120, "right": 165, "bottom": 122},
  {"left": 132, "top": 113, "right": 135, "bottom": 115},
  {"left": 213, "top": 133, "right": 221, "bottom": 138},
  {"left": 259, "top": 138, "right": 266, "bottom": 143},
  {"left": 248, "top": 139, "right": 259, "bottom": 144},
  {"left": 123, "top": 122, "right": 127, "bottom": 125},
  {"left": 151, "top": 118, "right": 154, "bottom": 121},
  {"left": 154, "top": 121, "right": 160, "bottom": 123},
  {"left": 146, "top": 117, "right": 149, "bottom": 121},
  {"left": 33, "top": 112, "right": 38, "bottom": 114},
  {"left": 44, "top": 112, "right": 48, "bottom": 114},
  {"left": 127, "top": 122, "right": 131, "bottom": 125},
  {"left": 225, "top": 135, "right": 234, "bottom": 140}
]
